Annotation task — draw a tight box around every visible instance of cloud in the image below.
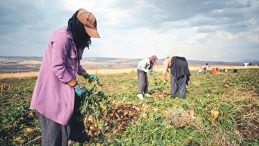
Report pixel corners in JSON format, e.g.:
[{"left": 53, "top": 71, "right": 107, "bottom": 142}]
[{"left": 0, "top": 0, "right": 258, "bottom": 61}]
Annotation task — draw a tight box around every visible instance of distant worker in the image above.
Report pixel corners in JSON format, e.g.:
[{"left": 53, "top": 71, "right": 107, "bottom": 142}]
[
  {"left": 163, "top": 56, "right": 190, "bottom": 99},
  {"left": 30, "top": 8, "right": 100, "bottom": 145},
  {"left": 198, "top": 63, "right": 209, "bottom": 74},
  {"left": 137, "top": 55, "right": 158, "bottom": 100}
]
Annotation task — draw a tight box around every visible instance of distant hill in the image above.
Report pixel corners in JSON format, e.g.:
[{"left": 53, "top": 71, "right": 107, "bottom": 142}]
[
  {"left": 189, "top": 59, "right": 259, "bottom": 66},
  {"left": 0, "top": 56, "right": 258, "bottom": 73},
  {"left": 189, "top": 60, "right": 240, "bottom": 66}
]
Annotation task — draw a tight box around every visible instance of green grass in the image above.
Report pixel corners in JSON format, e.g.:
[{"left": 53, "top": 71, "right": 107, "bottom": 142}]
[{"left": 0, "top": 69, "right": 258, "bottom": 145}]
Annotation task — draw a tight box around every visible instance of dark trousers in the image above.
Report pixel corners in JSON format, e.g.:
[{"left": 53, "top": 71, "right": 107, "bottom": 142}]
[
  {"left": 38, "top": 95, "right": 88, "bottom": 146},
  {"left": 69, "top": 95, "right": 89, "bottom": 143},
  {"left": 171, "top": 75, "right": 187, "bottom": 99},
  {"left": 137, "top": 69, "right": 148, "bottom": 94},
  {"left": 37, "top": 112, "right": 70, "bottom": 146}
]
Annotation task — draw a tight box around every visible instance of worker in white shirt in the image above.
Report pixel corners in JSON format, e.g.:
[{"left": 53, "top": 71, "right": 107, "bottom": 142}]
[{"left": 137, "top": 55, "right": 158, "bottom": 100}]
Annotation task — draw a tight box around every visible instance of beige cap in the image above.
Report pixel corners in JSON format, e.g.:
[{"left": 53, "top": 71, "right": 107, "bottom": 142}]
[{"left": 77, "top": 8, "right": 100, "bottom": 38}]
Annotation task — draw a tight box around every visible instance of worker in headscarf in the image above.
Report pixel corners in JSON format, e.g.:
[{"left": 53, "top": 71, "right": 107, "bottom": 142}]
[{"left": 30, "top": 8, "right": 100, "bottom": 145}]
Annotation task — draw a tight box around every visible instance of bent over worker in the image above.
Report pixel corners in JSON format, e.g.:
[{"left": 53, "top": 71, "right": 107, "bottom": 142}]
[
  {"left": 137, "top": 55, "right": 158, "bottom": 100},
  {"left": 163, "top": 56, "right": 190, "bottom": 99}
]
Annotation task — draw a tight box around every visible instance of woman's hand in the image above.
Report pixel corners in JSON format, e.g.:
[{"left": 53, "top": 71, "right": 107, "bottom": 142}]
[
  {"left": 74, "top": 83, "right": 90, "bottom": 97},
  {"left": 68, "top": 79, "right": 90, "bottom": 97},
  {"left": 84, "top": 74, "right": 100, "bottom": 83}
]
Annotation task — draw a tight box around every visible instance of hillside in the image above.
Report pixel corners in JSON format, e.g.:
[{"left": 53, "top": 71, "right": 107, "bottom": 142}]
[{"left": 1, "top": 56, "right": 257, "bottom": 73}]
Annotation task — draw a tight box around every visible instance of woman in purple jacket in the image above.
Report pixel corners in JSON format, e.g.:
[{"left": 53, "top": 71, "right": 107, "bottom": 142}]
[{"left": 30, "top": 8, "right": 100, "bottom": 145}]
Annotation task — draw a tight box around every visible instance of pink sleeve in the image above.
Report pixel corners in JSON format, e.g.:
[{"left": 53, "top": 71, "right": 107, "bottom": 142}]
[{"left": 51, "top": 36, "right": 73, "bottom": 83}]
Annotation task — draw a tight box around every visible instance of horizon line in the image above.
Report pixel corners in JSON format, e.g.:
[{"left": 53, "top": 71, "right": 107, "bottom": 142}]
[{"left": 0, "top": 56, "right": 258, "bottom": 63}]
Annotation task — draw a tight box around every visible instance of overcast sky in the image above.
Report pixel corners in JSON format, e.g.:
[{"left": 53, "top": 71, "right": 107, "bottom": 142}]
[{"left": 0, "top": 0, "right": 258, "bottom": 61}]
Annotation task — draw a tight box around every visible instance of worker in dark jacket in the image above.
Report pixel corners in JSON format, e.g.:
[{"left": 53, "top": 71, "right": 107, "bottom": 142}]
[{"left": 162, "top": 56, "right": 190, "bottom": 99}]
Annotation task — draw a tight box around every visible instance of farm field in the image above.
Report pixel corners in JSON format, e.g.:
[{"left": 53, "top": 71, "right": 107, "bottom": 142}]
[{"left": 0, "top": 68, "right": 258, "bottom": 145}]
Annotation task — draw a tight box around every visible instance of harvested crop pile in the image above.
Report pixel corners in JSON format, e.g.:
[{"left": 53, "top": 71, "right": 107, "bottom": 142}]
[
  {"left": 108, "top": 104, "right": 139, "bottom": 133},
  {"left": 83, "top": 104, "right": 139, "bottom": 138},
  {"left": 79, "top": 82, "right": 139, "bottom": 140}
]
